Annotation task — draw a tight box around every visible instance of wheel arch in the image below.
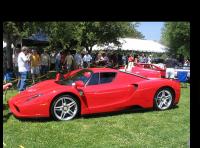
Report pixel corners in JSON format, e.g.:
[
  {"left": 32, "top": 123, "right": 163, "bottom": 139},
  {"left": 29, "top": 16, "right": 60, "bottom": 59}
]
[
  {"left": 153, "top": 85, "right": 176, "bottom": 110},
  {"left": 49, "top": 92, "right": 81, "bottom": 117},
  {"left": 155, "top": 85, "right": 176, "bottom": 100}
]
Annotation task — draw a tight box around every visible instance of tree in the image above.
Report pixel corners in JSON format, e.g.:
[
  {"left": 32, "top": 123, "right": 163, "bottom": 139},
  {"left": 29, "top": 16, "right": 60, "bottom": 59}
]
[
  {"left": 3, "top": 21, "right": 144, "bottom": 71},
  {"left": 125, "top": 22, "right": 145, "bottom": 39},
  {"left": 3, "top": 21, "right": 53, "bottom": 70},
  {"left": 79, "top": 22, "right": 144, "bottom": 53},
  {"left": 161, "top": 22, "right": 190, "bottom": 59},
  {"left": 3, "top": 22, "right": 22, "bottom": 70}
]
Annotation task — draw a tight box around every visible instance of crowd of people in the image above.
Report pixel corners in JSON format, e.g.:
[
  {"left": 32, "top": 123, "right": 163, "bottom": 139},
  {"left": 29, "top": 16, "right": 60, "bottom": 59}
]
[
  {"left": 3, "top": 45, "right": 191, "bottom": 93},
  {"left": 9, "top": 46, "right": 155, "bottom": 92}
]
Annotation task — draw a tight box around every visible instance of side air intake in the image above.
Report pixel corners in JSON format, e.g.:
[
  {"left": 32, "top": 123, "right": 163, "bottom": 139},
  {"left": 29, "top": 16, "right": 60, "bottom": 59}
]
[{"left": 132, "top": 84, "right": 138, "bottom": 90}]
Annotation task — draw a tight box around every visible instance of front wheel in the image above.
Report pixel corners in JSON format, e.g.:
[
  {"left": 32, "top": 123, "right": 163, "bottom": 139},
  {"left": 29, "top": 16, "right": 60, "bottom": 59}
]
[
  {"left": 154, "top": 88, "right": 174, "bottom": 110},
  {"left": 51, "top": 95, "right": 79, "bottom": 121}
]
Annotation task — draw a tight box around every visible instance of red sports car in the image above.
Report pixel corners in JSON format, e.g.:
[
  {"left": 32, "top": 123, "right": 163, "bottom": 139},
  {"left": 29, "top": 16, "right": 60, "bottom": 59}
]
[
  {"left": 119, "top": 65, "right": 162, "bottom": 78},
  {"left": 135, "top": 63, "right": 166, "bottom": 78},
  {"left": 9, "top": 68, "right": 180, "bottom": 121}
]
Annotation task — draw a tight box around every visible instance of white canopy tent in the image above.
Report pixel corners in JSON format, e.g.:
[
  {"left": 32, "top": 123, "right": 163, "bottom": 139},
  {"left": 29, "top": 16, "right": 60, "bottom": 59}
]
[{"left": 92, "top": 38, "right": 169, "bottom": 53}]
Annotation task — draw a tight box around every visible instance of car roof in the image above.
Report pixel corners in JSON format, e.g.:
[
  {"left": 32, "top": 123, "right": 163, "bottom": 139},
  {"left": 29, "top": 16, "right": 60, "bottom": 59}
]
[
  {"left": 88, "top": 68, "right": 118, "bottom": 73},
  {"left": 87, "top": 68, "right": 149, "bottom": 79}
]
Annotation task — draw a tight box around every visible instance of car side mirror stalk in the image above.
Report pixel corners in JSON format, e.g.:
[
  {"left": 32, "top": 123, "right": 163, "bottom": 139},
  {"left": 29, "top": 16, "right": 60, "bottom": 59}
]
[
  {"left": 73, "top": 81, "right": 85, "bottom": 96},
  {"left": 74, "top": 81, "right": 85, "bottom": 88}
]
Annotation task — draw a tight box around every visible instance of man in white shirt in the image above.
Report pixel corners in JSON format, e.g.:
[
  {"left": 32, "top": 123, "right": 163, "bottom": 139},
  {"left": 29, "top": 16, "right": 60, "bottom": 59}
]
[
  {"left": 17, "top": 46, "right": 29, "bottom": 92},
  {"left": 83, "top": 52, "right": 92, "bottom": 68}
]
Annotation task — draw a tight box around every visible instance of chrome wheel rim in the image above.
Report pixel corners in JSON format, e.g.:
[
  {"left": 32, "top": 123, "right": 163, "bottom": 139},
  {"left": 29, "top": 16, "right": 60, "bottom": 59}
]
[
  {"left": 54, "top": 96, "right": 78, "bottom": 121},
  {"left": 156, "top": 90, "right": 172, "bottom": 110}
]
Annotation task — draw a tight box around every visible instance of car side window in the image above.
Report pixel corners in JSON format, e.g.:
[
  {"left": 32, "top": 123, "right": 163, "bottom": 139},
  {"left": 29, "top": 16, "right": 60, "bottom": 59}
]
[
  {"left": 87, "top": 73, "right": 99, "bottom": 85},
  {"left": 100, "top": 72, "right": 116, "bottom": 84}
]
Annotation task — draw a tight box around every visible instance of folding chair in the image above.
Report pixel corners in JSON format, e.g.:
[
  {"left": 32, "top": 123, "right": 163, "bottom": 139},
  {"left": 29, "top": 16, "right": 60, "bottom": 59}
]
[{"left": 177, "top": 71, "right": 188, "bottom": 88}]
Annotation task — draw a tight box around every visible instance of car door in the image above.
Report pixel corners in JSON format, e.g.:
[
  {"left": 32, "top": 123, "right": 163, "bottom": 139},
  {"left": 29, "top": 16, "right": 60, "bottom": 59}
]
[{"left": 83, "top": 72, "right": 133, "bottom": 110}]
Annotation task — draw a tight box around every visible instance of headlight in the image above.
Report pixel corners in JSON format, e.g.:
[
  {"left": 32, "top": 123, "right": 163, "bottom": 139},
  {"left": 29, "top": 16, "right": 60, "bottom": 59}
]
[{"left": 26, "top": 94, "right": 43, "bottom": 102}]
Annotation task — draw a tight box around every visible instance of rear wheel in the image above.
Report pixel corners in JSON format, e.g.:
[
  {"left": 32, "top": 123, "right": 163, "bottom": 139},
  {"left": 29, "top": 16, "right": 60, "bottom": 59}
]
[
  {"left": 51, "top": 95, "right": 79, "bottom": 121},
  {"left": 154, "top": 88, "right": 174, "bottom": 110}
]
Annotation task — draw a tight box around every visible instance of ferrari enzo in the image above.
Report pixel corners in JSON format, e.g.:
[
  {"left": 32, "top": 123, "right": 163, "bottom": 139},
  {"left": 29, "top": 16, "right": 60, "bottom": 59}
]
[{"left": 9, "top": 68, "right": 180, "bottom": 121}]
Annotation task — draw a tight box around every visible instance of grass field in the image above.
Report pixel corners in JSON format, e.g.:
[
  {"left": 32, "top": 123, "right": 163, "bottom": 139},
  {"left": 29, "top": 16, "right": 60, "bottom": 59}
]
[{"left": 3, "top": 85, "right": 190, "bottom": 148}]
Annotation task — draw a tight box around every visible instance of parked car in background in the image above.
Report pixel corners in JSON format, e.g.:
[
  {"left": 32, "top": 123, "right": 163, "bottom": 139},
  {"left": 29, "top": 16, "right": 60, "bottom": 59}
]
[
  {"left": 164, "top": 58, "right": 182, "bottom": 68},
  {"left": 119, "top": 64, "right": 161, "bottom": 78},
  {"left": 151, "top": 58, "right": 165, "bottom": 64},
  {"left": 135, "top": 63, "right": 166, "bottom": 78}
]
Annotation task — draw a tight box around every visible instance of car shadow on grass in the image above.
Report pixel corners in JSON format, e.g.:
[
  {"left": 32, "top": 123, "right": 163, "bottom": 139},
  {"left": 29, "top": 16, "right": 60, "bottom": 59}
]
[
  {"left": 3, "top": 104, "right": 12, "bottom": 123},
  {"left": 7, "top": 106, "right": 179, "bottom": 122},
  {"left": 81, "top": 105, "right": 179, "bottom": 119},
  {"left": 16, "top": 117, "right": 53, "bottom": 122}
]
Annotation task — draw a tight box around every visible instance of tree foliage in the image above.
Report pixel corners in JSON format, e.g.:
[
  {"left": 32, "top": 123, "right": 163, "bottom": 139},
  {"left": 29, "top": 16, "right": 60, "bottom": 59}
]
[
  {"left": 3, "top": 21, "right": 144, "bottom": 69},
  {"left": 161, "top": 22, "right": 190, "bottom": 58},
  {"left": 3, "top": 21, "right": 144, "bottom": 52},
  {"left": 79, "top": 22, "right": 144, "bottom": 53}
]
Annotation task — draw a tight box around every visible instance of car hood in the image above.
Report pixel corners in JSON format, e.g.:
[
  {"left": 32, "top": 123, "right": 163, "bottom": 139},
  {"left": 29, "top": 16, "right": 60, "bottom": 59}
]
[
  {"left": 26, "top": 80, "right": 64, "bottom": 93},
  {"left": 9, "top": 80, "right": 70, "bottom": 104}
]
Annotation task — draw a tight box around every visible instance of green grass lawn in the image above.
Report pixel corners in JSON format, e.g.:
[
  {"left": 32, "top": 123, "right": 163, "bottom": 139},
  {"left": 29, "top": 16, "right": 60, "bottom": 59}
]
[{"left": 3, "top": 85, "right": 190, "bottom": 148}]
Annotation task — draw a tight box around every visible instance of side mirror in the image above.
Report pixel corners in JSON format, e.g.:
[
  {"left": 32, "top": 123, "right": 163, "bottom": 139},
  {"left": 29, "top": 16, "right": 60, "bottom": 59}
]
[{"left": 74, "top": 80, "right": 84, "bottom": 88}]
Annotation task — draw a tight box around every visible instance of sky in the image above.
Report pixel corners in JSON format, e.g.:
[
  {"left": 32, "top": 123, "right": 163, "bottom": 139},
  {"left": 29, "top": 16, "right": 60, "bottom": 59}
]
[{"left": 136, "top": 22, "right": 164, "bottom": 42}]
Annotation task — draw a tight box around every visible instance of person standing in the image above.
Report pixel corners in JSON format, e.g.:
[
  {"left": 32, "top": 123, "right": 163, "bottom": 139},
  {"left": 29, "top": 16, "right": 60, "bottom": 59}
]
[
  {"left": 139, "top": 53, "right": 145, "bottom": 63},
  {"left": 117, "top": 53, "right": 123, "bottom": 66},
  {"left": 134, "top": 54, "right": 138, "bottom": 63},
  {"left": 26, "top": 49, "right": 32, "bottom": 80},
  {"left": 165, "top": 59, "right": 175, "bottom": 79},
  {"left": 64, "top": 51, "right": 74, "bottom": 72},
  {"left": 55, "top": 51, "right": 61, "bottom": 71},
  {"left": 95, "top": 53, "right": 104, "bottom": 66},
  {"left": 122, "top": 53, "right": 127, "bottom": 66},
  {"left": 126, "top": 54, "right": 134, "bottom": 72},
  {"left": 41, "top": 49, "right": 50, "bottom": 75},
  {"left": 102, "top": 53, "right": 109, "bottom": 66},
  {"left": 17, "top": 46, "right": 29, "bottom": 92},
  {"left": 30, "top": 49, "right": 41, "bottom": 84},
  {"left": 83, "top": 51, "right": 92, "bottom": 68},
  {"left": 50, "top": 50, "right": 56, "bottom": 70},
  {"left": 147, "top": 55, "right": 152, "bottom": 64},
  {"left": 74, "top": 51, "right": 83, "bottom": 69}
]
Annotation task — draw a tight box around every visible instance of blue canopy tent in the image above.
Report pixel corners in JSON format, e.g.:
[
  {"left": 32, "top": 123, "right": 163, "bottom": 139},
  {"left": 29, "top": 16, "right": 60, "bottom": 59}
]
[{"left": 22, "top": 32, "right": 49, "bottom": 47}]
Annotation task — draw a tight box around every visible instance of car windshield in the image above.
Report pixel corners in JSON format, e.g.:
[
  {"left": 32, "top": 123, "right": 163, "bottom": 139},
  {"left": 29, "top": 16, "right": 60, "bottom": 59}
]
[{"left": 56, "top": 69, "right": 93, "bottom": 86}]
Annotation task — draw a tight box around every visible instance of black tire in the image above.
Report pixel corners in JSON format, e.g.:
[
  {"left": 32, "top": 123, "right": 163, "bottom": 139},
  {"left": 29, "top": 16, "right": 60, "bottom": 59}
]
[
  {"left": 154, "top": 88, "right": 174, "bottom": 111},
  {"left": 50, "top": 94, "right": 80, "bottom": 121}
]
